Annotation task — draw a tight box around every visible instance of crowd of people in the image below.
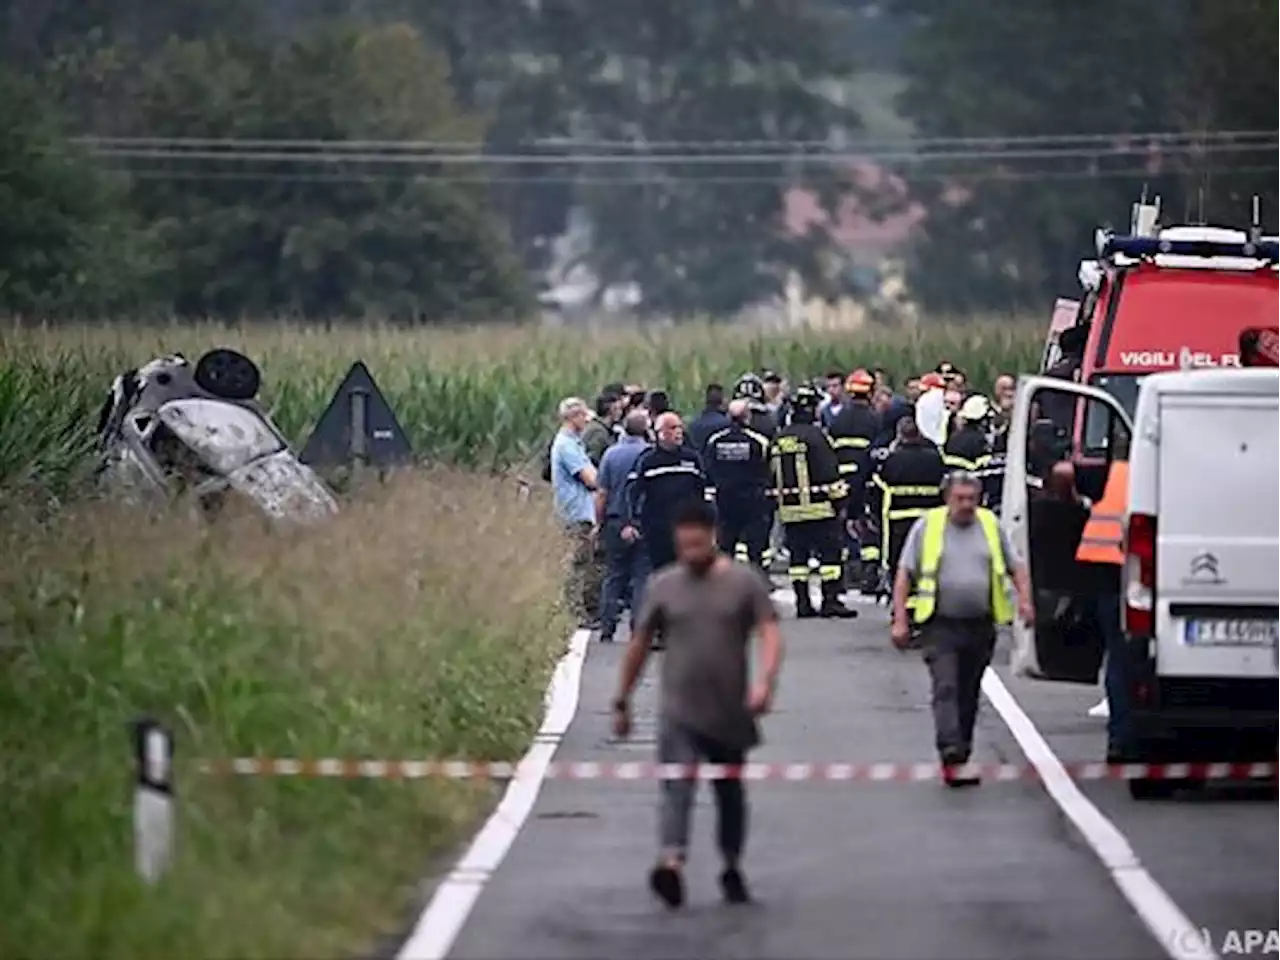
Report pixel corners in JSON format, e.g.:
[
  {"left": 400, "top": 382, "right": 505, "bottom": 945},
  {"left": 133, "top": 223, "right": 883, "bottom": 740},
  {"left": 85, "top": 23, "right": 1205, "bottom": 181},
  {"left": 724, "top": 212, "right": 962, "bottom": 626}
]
[
  {"left": 542, "top": 362, "right": 1030, "bottom": 908},
  {"left": 544, "top": 361, "right": 1020, "bottom": 638}
]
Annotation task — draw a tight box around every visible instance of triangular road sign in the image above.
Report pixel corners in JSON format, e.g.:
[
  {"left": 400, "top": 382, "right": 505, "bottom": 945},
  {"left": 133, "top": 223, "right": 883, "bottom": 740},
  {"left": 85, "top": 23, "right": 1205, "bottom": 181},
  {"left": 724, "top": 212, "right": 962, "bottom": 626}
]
[{"left": 299, "top": 361, "right": 414, "bottom": 468}]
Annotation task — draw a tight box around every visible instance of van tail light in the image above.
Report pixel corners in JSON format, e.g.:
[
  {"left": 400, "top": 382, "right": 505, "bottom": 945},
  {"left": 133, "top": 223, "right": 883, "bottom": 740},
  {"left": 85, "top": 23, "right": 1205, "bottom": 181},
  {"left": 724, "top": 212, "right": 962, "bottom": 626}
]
[{"left": 1124, "top": 512, "right": 1156, "bottom": 638}]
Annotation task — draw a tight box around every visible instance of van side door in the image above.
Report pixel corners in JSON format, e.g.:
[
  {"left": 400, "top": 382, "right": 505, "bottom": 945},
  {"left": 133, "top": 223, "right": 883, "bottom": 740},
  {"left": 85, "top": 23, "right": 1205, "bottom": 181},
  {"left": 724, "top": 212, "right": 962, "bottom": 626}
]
[{"left": 1003, "top": 376, "right": 1133, "bottom": 683}]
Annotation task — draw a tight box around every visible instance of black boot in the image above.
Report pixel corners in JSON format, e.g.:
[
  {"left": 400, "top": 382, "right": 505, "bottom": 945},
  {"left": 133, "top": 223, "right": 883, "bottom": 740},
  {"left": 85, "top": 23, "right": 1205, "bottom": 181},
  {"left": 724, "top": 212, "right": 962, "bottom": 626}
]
[
  {"left": 819, "top": 582, "right": 858, "bottom": 619},
  {"left": 793, "top": 583, "right": 818, "bottom": 618}
]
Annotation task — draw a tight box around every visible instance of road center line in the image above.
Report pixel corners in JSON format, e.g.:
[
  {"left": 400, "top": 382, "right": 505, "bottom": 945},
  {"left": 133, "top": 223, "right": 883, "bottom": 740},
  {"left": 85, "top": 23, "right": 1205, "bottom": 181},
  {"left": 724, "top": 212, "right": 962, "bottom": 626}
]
[
  {"left": 981, "top": 667, "right": 1219, "bottom": 960},
  {"left": 394, "top": 628, "right": 592, "bottom": 960}
]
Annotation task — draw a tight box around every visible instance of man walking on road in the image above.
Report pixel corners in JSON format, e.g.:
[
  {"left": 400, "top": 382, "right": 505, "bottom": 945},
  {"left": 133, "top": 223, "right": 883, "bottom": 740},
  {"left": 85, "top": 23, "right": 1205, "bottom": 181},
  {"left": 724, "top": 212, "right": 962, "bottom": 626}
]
[
  {"left": 613, "top": 499, "right": 783, "bottom": 910},
  {"left": 891, "top": 471, "right": 1033, "bottom": 786}
]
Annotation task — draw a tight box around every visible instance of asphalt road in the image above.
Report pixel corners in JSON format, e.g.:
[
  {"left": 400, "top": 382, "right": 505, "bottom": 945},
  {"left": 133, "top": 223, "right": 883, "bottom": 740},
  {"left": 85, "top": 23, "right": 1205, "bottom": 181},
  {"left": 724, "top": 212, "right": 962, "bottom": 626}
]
[{"left": 414, "top": 592, "right": 1278, "bottom": 960}]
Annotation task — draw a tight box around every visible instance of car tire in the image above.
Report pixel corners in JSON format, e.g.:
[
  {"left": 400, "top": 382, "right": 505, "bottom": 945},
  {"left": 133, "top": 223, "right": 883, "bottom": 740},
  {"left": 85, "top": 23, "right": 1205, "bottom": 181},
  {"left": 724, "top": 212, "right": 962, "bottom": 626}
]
[{"left": 195, "top": 348, "right": 261, "bottom": 401}]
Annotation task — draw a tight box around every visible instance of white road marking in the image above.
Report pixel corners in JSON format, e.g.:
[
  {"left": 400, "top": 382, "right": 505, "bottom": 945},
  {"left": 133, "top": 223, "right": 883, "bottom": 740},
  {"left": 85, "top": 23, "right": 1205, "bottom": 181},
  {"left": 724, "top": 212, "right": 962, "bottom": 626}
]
[
  {"left": 394, "top": 628, "right": 592, "bottom": 960},
  {"left": 981, "top": 668, "right": 1218, "bottom": 960}
]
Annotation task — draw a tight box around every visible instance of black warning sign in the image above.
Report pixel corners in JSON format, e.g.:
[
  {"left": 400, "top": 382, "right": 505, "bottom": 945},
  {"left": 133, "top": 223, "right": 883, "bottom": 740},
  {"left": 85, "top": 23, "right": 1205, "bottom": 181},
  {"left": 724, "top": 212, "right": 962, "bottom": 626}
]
[{"left": 298, "top": 361, "right": 414, "bottom": 469}]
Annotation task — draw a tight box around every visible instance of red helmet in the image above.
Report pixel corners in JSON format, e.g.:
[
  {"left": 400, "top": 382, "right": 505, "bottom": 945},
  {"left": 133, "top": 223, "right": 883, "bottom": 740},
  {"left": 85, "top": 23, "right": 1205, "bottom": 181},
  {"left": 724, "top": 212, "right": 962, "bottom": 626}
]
[{"left": 845, "top": 369, "right": 875, "bottom": 395}]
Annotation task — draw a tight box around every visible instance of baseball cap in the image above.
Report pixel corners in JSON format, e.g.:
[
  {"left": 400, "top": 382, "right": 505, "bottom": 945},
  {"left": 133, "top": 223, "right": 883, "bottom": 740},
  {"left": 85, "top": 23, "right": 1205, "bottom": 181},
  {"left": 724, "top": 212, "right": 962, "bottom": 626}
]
[
  {"left": 761, "top": 369, "right": 782, "bottom": 384},
  {"left": 919, "top": 372, "right": 947, "bottom": 390}
]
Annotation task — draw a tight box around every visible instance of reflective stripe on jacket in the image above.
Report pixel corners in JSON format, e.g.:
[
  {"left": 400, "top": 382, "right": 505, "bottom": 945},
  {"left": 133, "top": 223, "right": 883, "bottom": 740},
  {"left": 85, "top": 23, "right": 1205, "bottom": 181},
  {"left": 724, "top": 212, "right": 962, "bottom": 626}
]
[{"left": 910, "top": 506, "right": 1014, "bottom": 625}]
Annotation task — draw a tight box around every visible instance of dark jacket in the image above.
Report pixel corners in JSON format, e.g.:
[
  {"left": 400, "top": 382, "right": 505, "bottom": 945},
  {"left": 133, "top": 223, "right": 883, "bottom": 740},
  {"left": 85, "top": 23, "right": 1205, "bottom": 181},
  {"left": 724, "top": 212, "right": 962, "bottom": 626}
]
[
  {"left": 942, "top": 425, "right": 990, "bottom": 471},
  {"left": 828, "top": 400, "right": 878, "bottom": 516},
  {"left": 687, "top": 406, "right": 731, "bottom": 455},
  {"left": 870, "top": 438, "right": 946, "bottom": 529},
  {"left": 769, "top": 422, "right": 847, "bottom": 524},
  {"left": 873, "top": 396, "right": 912, "bottom": 448},
  {"left": 581, "top": 417, "right": 616, "bottom": 466},
  {"left": 625, "top": 444, "right": 707, "bottom": 535},
  {"left": 704, "top": 422, "right": 772, "bottom": 504}
]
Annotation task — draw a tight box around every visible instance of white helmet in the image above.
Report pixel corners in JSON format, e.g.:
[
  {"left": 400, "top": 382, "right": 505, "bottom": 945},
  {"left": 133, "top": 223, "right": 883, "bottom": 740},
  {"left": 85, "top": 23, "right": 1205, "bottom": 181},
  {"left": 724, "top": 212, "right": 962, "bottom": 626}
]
[{"left": 959, "top": 395, "right": 992, "bottom": 422}]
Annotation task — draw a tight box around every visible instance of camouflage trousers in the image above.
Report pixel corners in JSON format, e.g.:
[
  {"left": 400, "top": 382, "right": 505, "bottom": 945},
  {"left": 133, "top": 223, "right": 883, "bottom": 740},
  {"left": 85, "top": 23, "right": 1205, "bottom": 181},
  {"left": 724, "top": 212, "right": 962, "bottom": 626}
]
[{"left": 563, "top": 521, "right": 605, "bottom": 625}]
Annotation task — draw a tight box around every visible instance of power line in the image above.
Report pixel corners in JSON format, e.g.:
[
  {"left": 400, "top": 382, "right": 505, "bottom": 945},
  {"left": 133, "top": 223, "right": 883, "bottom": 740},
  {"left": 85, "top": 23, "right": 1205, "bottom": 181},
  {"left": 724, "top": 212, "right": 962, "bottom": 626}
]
[
  {"left": 73, "top": 129, "right": 1277, "bottom": 153},
  {"left": 86, "top": 141, "right": 1278, "bottom": 167},
  {"left": 113, "top": 164, "right": 1277, "bottom": 187}
]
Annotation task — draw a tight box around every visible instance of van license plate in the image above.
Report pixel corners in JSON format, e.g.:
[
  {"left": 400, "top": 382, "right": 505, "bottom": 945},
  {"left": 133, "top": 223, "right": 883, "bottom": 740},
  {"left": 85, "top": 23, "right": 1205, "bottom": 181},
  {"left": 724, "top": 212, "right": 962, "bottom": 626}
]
[{"left": 1184, "top": 619, "right": 1279, "bottom": 646}]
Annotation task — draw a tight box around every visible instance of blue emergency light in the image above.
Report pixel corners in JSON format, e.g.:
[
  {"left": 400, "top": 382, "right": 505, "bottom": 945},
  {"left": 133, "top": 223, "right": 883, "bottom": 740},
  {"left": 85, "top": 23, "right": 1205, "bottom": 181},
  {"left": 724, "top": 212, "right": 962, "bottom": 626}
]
[{"left": 1100, "top": 234, "right": 1280, "bottom": 263}]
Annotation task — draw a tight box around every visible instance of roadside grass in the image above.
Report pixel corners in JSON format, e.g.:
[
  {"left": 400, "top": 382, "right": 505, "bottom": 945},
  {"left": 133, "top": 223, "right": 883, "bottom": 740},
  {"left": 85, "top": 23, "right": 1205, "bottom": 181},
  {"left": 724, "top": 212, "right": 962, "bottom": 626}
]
[{"left": 0, "top": 469, "right": 568, "bottom": 959}]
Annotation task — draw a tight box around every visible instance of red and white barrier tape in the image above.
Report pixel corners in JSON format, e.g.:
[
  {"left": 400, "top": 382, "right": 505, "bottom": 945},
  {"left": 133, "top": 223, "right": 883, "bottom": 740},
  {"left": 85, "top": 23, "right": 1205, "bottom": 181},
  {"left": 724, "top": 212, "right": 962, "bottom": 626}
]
[{"left": 197, "top": 758, "right": 1277, "bottom": 783}]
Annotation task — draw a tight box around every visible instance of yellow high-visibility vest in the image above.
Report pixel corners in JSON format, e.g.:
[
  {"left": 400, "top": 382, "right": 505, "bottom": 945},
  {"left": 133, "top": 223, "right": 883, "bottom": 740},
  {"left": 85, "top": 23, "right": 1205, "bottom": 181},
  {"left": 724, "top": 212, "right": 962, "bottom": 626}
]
[{"left": 909, "top": 506, "right": 1014, "bottom": 625}]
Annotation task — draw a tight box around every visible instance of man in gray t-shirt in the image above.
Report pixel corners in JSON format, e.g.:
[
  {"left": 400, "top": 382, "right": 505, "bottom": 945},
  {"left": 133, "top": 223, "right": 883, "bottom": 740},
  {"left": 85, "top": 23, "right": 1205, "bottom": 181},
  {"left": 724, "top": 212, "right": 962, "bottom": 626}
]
[
  {"left": 892, "top": 471, "right": 1032, "bottom": 784},
  {"left": 612, "top": 499, "right": 782, "bottom": 910}
]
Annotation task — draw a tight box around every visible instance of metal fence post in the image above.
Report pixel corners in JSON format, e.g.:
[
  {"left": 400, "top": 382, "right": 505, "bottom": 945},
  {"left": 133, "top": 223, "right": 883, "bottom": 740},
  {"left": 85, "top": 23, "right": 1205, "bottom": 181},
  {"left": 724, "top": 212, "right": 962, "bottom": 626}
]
[{"left": 132, "top": 717, "right": 174, "bottom": 884}]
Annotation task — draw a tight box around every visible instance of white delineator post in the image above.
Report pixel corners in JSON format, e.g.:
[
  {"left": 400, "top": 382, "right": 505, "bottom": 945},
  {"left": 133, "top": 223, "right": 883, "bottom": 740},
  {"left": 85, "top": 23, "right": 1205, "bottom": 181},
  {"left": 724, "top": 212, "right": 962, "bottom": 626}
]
[{"left": 132, "top": 718, "right": 174, "bottom": 884}]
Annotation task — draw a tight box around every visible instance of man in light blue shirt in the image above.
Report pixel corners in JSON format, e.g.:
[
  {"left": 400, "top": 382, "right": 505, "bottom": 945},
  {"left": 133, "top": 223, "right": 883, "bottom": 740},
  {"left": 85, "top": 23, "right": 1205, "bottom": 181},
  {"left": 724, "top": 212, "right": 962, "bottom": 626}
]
[
  {"left": 594, "top": 409, "right": 653, "bottom": 643},
  {"left": 551, "top": 397, "right": 601, "bottom": 629}
]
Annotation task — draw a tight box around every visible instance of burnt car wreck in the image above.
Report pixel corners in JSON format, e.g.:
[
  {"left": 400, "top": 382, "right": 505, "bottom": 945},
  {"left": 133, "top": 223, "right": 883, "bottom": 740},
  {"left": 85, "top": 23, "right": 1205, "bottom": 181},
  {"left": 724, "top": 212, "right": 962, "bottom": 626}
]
[{"left": 94, "top": 349, "right": 338, "bottom": 522}]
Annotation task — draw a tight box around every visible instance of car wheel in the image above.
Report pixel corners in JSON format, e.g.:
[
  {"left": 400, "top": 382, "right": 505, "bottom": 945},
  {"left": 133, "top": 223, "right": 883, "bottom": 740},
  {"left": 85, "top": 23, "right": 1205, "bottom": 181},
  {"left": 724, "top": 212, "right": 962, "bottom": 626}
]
[{"left": 195, "top": 348, "right": 261, "bottom": 401}]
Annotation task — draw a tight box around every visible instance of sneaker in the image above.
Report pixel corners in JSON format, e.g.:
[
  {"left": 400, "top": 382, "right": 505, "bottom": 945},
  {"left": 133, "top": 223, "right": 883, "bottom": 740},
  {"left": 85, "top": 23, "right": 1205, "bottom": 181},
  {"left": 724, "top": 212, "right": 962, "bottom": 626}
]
[
  {"left": 940, "top": 749, "right": 980, "bottom": 788},
  {"left": 719, "top": 866, "right": 751, "bottom": 905},
  {"left": 1087, "top": 698, "right": 1109, "bottom": 718},
  {"left": 649, "top": 863, "right": 684, "bottom": 909}
]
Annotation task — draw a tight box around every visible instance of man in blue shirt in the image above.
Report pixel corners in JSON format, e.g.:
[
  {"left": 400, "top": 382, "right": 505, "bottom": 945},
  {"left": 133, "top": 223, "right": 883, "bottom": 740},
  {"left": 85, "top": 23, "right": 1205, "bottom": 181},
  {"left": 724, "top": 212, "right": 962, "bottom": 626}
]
[
  {"left": 551, "top": 397, "right": 602, "bottom": 630},
  {"left": 594, "top": 409, "right": 653, "bottom": 643}
]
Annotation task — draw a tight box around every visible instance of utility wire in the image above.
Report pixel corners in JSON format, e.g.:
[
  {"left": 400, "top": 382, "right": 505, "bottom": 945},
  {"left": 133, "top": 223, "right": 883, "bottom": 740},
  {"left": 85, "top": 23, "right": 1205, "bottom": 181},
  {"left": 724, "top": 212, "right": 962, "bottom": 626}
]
[
  {"left": 85, "top": 141, "right": 1278, "bottom": 167},
  {"left": 112, "top": 164, "right": 1277, "bottom": 187},
  {"left": 72, "top": 129, "right": 1277, "bottom": 153}
]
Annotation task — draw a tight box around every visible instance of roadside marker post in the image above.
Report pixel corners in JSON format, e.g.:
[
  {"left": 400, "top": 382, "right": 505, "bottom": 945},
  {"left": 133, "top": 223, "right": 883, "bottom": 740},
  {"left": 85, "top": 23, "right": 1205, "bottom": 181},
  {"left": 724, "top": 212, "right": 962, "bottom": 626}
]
[{"left": 132, "top": 718, "right": 175, "bottom": 885}]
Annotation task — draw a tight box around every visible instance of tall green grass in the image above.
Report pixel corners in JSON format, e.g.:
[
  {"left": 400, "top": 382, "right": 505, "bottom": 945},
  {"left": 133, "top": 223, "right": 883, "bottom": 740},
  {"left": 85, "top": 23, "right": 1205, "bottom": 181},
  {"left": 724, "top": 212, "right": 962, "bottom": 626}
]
[
  {"left": 0, "top": 471, "right": 568, "bottom": 959},
  {"left": 1, "top": 318, "right": 1044, "bottom": 490}
]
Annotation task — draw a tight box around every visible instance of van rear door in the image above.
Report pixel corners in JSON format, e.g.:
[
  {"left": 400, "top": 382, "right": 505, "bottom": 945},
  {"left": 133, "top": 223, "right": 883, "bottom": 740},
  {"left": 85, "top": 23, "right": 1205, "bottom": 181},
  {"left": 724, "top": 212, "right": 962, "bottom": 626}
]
[{"left": 1154, "top": 385, "right": 1280, "bottom": 678}]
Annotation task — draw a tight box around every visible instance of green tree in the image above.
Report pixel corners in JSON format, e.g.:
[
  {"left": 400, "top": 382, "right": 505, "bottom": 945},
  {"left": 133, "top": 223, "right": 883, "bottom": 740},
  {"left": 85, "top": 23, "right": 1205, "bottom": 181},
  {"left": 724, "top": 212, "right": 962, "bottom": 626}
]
[
  {"left": 0, "top": 67, "right": 151, "bottom": 316},
  {"left": 891, "top": 0, "right": 1188, "bottom": 311},
  {"left": 124, "top": 23, "right": 532, "bottom": 320}
]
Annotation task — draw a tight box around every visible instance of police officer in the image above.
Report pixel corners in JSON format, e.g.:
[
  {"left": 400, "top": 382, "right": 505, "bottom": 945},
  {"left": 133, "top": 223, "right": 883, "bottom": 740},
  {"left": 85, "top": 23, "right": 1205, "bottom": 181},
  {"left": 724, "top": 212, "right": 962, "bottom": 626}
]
[
  {"left": 870, "top": 416, "right": 946, "bottom": 595},
  {"left": 732, "top": 373, "right": 779, "bottom": 440},
  {"left": 704, "top": 399, "right": 773, "bottom": 573},
  {"left": 942, "top": 395, "right": 993, "bottom": 473},
  {"left": 828, "top": 369, "right": 879, "bottom": 586},
  {"left": 769, "top": 385, "right": 857, "bottom": 619}
]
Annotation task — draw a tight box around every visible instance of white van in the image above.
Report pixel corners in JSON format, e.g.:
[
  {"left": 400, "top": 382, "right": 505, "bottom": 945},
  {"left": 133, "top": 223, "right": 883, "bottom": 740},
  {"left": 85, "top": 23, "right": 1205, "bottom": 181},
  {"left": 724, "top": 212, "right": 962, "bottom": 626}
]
[{"left": 1003, "top": 368, "right": 1279, "bottom": 798}]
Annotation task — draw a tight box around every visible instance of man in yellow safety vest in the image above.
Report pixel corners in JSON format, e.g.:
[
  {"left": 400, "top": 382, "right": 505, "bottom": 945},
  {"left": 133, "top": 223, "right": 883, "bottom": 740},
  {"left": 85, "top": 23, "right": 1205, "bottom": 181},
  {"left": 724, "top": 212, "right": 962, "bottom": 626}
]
[{"left": 891, "top": 470, "right": 1034, "bottom": 785}]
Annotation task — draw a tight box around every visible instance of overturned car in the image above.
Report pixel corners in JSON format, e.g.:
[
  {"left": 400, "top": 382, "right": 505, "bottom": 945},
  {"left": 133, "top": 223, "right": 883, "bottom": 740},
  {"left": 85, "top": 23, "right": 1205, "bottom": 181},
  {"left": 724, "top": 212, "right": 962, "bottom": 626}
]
[{"left": 94, "top": 349, "right": 338, "bottom": 522}]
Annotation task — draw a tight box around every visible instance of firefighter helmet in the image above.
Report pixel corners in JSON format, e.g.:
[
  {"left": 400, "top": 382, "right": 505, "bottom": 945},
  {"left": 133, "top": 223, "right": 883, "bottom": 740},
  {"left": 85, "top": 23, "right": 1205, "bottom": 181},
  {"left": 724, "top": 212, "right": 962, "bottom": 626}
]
[
  {"left": 733, "top": 372, "right": 766, "bottom": 402},
  {"left": 845, "top": 369, "right": 875, "bottom": 396},
  {"left": 791, "top": 383, "right": 820, "bottom": 413},
  {"left": 959, "top": 394, "right": 992, "bottom": 422}
]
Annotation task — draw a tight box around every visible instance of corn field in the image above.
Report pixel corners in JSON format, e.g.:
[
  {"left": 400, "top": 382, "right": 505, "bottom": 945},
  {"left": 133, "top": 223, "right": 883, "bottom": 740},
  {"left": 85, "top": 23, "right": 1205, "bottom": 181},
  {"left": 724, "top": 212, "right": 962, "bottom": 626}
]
[{"left": 0, "top": 318, "right": 1045, "bottom": 492}]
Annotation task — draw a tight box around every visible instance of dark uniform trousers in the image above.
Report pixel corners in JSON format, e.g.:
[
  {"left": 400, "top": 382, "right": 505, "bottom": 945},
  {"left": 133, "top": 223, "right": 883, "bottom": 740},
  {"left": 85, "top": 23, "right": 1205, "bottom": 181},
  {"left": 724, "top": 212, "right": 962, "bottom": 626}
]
[
  {"left": 717, "top": 496, "right": 772, "bottom": 570},
  {"left": 785, "top": 518, "right": 844, "bottom": 585},
  {"left": 920, "top": 616, "right": 996, "bottom": 761}
]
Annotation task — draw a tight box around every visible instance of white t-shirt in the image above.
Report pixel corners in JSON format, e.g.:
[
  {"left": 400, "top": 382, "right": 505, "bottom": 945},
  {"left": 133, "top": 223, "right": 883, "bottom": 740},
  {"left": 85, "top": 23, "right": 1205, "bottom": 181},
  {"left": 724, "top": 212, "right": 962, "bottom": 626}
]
[{"left": 915, "top": 388, "right": 948, "bottom": 446}]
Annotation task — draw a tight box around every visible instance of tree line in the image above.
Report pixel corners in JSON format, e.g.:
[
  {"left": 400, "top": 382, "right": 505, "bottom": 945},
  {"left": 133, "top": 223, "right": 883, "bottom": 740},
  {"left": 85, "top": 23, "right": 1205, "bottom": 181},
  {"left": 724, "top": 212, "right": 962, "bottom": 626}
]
[{"left": 1, "top": 0, "right": 1275, "bottom": 321}]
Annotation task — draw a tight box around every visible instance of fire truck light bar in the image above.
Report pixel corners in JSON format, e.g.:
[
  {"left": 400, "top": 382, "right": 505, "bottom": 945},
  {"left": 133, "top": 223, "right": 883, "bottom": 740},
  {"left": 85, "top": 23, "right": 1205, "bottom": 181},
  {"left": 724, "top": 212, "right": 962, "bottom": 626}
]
[{"left": 1099, "top": 234, "right": 1280, "bottom": 263}]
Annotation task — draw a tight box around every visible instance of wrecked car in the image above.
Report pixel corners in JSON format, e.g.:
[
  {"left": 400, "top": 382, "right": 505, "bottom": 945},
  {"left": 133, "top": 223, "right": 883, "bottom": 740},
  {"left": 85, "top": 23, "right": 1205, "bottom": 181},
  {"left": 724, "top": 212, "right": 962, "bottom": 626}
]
[{"left": 94, "top": 348, "right": 338, "bottom": 522}]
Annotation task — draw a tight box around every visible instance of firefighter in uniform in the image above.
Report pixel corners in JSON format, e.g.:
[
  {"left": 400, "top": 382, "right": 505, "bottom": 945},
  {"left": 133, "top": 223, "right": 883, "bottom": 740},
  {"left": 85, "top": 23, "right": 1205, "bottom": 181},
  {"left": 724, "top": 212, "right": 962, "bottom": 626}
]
[
  {"left": 857, "top": 445, "right": 891, "bottom": 592},
  {"left": 828, "top": 369, "right": 879, "bottom": 588},
  {"left": 704, "top": 399, "right": 773, "bottom": 573},
  {"left": 974, "top": 428, "right": 1008, "bottom": 514},
  {"left": 943, "top": 395, "right": 993, "bottom": 472},
  {"left": 769, "top": 385, "right": 858, "bottom": 619},
  {"left": 870, "top": 416, "right": 946, "bottom": 596}
]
